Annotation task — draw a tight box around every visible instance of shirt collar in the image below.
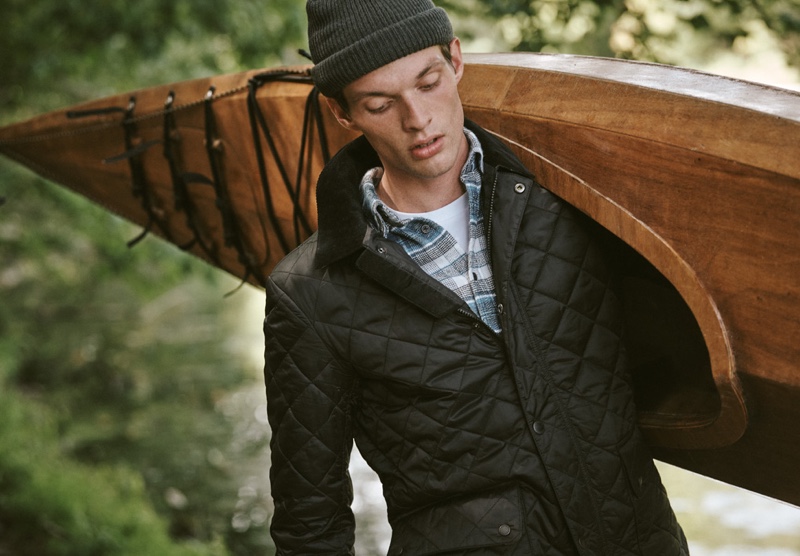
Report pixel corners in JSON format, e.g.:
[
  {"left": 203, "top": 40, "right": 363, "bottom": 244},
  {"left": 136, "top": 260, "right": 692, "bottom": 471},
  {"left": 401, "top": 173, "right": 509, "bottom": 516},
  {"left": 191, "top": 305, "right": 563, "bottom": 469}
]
[{"left": 361, "top": 128, "right": 484, "bottom": 236}]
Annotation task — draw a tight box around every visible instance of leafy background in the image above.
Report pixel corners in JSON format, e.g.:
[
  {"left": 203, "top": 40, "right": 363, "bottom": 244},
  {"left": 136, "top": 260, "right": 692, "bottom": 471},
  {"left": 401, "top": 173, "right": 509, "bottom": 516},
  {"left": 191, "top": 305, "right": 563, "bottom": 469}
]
[{"left": 1, "top": 1, "right": 798, "bottom": 554}]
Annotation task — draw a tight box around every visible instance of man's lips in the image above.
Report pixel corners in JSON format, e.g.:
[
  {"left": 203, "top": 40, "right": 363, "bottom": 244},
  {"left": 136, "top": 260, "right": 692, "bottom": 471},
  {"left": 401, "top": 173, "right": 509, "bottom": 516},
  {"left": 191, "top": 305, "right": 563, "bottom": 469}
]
[{"left": 410, "top": 136, "right": 443, "bottom": 159}]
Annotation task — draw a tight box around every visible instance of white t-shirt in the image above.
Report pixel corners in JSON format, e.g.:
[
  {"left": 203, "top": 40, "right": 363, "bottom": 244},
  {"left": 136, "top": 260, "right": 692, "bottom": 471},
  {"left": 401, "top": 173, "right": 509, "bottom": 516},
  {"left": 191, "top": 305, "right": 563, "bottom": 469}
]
[{"left": 393, "top": 192, "right": 470, "bottom": 252}]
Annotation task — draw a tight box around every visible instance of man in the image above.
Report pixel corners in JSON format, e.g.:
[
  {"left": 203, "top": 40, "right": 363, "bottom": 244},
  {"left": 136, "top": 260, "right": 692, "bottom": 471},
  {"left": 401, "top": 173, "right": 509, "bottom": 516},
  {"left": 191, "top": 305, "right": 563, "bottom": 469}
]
[{"left": 263, "top": 1, "right": 689, "bottom": 554}]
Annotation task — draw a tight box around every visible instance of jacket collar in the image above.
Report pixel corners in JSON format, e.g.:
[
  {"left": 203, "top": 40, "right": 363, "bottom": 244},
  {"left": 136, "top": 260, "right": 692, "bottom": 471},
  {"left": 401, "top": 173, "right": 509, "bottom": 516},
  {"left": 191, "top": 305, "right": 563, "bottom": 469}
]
[{"left": 314, "top": 119, "right": 531, "bottom": 269}]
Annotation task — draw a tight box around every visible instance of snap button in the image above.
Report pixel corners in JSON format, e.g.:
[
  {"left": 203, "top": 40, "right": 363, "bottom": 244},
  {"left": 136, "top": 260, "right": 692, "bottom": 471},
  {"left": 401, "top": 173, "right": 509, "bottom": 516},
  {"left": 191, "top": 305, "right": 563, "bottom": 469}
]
[
  {"left": 420, "top": 224, "right": 431, "bottom": 234},
  {"left": 498, "top": 524, "right": 512, "bottom": 536},
  {"left": 377, "top": 246, "right": 386, "bottom": 254},
  {"left": 497, "top": 303, "right": 504, "bottom": 315},
  {"left": 514, "top": 183, "right": 526, "bottom": 193},
  {"left": 533, "top": 421, "right": 545, "bottom": 434}
]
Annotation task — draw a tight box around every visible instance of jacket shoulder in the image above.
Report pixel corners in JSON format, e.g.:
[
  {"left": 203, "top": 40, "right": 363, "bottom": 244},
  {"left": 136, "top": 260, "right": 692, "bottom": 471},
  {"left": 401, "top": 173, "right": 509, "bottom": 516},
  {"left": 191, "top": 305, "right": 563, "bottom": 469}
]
[{"left": 269, "top": 232, "right": 323, "bottom": 285}]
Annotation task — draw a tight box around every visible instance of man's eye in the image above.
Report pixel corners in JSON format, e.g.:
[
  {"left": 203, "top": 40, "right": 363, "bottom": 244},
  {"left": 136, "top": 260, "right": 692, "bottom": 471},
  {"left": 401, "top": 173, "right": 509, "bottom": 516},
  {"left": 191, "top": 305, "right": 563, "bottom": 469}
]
[
  {"left": 366, "top": 103, "right": 389, "bottom": 114},
  {"left": 420, "top": 77, "right": 440, "bottom": 91}
]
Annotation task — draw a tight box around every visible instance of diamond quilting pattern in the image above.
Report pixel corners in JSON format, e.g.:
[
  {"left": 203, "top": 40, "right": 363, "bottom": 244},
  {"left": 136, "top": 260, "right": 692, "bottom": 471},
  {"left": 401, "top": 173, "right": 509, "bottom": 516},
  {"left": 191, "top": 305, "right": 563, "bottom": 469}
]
[{"left": 264, "top": 153, "right": 686, "bottom": 553}]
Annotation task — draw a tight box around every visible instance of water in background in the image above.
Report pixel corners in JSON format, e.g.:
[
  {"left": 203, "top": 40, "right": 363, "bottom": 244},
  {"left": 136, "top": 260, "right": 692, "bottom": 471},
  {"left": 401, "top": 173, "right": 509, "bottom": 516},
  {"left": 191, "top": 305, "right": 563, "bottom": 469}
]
[
  {"left": 656, "top": 462, "right": 800, "bottom": 555},
  {"left": 349, "top": 448, "right": 800, "bottom": 555}
]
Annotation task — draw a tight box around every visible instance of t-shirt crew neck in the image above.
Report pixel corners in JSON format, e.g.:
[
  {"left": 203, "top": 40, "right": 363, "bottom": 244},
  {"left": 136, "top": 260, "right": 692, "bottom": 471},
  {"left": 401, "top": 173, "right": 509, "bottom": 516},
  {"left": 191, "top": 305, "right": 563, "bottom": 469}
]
[{"left": 393, "top": 191, "right": 469, "bottom": 252}]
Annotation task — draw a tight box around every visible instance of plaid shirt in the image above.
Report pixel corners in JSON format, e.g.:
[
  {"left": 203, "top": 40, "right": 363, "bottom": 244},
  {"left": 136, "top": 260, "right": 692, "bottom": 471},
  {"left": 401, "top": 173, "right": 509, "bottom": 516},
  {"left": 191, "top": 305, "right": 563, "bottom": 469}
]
[{"left": 361, "top": 129, "right": 501, "bottom": 333}]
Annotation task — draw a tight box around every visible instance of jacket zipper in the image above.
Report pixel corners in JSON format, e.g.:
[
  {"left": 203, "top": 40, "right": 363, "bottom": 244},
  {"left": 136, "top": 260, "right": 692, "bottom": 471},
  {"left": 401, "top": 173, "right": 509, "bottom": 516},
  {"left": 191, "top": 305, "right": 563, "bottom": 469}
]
[
  {"left": 476, "top": 170, "right": 503, "bottom": 338},
  {"left": 486, "top": 169, "right": 500, "bottom": 250},
  {"left": 457, "top": 308, "right": 501, "bottom": 338}
]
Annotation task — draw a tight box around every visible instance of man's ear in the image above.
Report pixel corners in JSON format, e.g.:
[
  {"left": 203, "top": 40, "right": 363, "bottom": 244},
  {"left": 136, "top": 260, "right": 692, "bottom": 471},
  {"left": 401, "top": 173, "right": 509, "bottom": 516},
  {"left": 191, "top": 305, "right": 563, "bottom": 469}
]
[
  {"left": 449, "top": 37, "right": 465, "bottom": 84},
  {"left": 326, "top": 97, "right": 359, "bottom": 131}
]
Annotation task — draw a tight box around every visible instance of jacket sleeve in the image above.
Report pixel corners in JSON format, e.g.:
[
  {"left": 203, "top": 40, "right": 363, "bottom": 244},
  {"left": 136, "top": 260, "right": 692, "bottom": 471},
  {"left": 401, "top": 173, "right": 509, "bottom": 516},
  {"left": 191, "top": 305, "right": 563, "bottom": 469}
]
[{"left": 263, "top": 277, "right": 356, "bottom": 555}]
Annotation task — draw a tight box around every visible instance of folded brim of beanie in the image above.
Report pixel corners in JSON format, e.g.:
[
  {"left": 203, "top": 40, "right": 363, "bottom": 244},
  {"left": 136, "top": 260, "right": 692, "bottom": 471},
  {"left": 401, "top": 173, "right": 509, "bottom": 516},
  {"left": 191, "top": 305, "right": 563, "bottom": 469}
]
[{"left": 311, "top": 7, "right": 453, "bottom": 98}]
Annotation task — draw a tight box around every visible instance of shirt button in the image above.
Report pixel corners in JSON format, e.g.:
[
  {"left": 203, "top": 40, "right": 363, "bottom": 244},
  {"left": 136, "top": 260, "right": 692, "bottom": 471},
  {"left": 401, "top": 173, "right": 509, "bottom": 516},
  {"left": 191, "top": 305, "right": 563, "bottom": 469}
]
[
  {"left": 498, "top": 524, "right": 512, "bottom": 536},
  {"left": 514, "top": 183, "right": 526, "bottom": 193},
  {"left": 420, "top": 224, "right": 431, "bottom": 234}
]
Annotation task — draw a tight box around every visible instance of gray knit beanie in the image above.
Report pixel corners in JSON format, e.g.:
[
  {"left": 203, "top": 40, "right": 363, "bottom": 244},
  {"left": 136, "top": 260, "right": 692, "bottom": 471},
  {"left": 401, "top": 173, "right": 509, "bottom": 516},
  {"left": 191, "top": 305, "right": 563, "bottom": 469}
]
[{"left": 306, "top": 0, "right": 454, "bottom": 97}]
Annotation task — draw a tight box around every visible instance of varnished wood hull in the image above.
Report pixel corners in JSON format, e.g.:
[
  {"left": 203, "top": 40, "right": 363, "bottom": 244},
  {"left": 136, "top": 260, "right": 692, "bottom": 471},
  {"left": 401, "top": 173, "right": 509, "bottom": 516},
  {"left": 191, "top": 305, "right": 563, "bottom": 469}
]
[{"left": 1, "top": 53, "right": 798, "bottom": 505}]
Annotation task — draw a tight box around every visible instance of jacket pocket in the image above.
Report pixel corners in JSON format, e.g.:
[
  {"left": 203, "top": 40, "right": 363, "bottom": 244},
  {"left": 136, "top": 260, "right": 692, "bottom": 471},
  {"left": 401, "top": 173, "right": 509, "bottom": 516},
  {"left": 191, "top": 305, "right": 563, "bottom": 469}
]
[{"left": 387, "top": 483, "right": 523, "bottom": 556}]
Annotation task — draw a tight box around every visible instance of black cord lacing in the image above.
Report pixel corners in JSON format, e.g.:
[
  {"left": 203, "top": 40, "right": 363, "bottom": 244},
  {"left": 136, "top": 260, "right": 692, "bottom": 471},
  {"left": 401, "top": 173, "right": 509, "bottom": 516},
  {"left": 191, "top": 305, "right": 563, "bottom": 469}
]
[
  {"left": 56, "top": 68, "right": 331, "bottom": 291},
  {"left": 202, "top": 85, "right": 262, "bottom": 287},
  {"left": 246, "top": 76, "right": 293, "bottom": 257},
  {"left": 245, "top": 70, "right": 331, "bottom": 259},
  {"left": 162, "top": 90, "right": 218, "bottom": 259},
  {"left": 119, "top": 96, "right": 173, "bottom": 247}
]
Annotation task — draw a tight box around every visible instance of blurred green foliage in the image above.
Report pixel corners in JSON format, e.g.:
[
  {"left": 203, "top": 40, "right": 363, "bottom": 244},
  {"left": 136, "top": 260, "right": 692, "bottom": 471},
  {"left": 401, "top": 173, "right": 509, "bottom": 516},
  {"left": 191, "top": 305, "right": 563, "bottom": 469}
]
[
  {"left": 443, "top": 0, "right": 799, "bottom": 72},
  {"left": 1, "top": 2, "right": 303, "bottom": 554},
  {"left": 0, "top": 1, "right": 796, "bottom": 555},
  {"left": 1, "top": 0, "right": 308, "bottom": 115},
  {"left": 0, "top": 388, "right": 228, "bottom": 556},
  {"left": 0, "top": 161, "right": 274, "bottom": 554}
]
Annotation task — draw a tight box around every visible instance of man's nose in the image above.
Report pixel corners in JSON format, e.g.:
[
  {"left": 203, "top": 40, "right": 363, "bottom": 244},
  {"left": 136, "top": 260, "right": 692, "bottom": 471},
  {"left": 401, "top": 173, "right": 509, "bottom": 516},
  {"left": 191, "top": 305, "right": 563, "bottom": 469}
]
[{"left": 402, "top": 97, "right": 431, "bottom": 131}]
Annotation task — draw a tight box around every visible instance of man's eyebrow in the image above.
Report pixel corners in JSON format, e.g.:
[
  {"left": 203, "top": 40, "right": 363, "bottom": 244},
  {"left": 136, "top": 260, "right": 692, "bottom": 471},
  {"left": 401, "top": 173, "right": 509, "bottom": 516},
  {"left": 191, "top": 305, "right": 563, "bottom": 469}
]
[
  {"left": 415, "top": 58, "right": 444, "bottom": 80},
  {"left": 350, "top": 58, "right": 445, "bottom": 103}
]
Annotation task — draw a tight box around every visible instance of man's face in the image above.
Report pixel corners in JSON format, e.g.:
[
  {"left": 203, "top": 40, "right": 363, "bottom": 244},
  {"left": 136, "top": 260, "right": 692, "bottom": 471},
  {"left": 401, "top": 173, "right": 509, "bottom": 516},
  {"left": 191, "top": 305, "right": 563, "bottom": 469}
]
[{"left": 328, "top": 38, "right": 467, "bottom": 195}]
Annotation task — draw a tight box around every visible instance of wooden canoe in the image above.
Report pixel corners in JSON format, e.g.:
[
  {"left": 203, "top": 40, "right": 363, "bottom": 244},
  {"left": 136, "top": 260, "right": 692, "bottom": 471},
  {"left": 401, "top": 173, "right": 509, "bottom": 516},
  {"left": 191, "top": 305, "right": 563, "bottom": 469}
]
[{"left": 1, "top": 53, "right": 798, "bottom": 506}]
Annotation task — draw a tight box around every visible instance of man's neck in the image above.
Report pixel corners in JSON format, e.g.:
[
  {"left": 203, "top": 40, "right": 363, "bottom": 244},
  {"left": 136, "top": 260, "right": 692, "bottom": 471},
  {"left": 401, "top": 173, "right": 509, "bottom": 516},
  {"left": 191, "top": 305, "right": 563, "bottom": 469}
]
[
  {"left": 377, "top": 174, "right": 465, "bottom": 214},
  {"left": 377, "top": 134, "right": 470, "bottom": 213}
]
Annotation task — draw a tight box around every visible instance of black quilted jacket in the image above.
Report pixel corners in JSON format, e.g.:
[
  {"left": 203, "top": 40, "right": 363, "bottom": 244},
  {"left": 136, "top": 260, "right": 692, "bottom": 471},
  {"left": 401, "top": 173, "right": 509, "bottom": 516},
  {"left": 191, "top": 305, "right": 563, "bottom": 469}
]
[{"left": 264, "top": 121, "right": 688, "bottom": 555}]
